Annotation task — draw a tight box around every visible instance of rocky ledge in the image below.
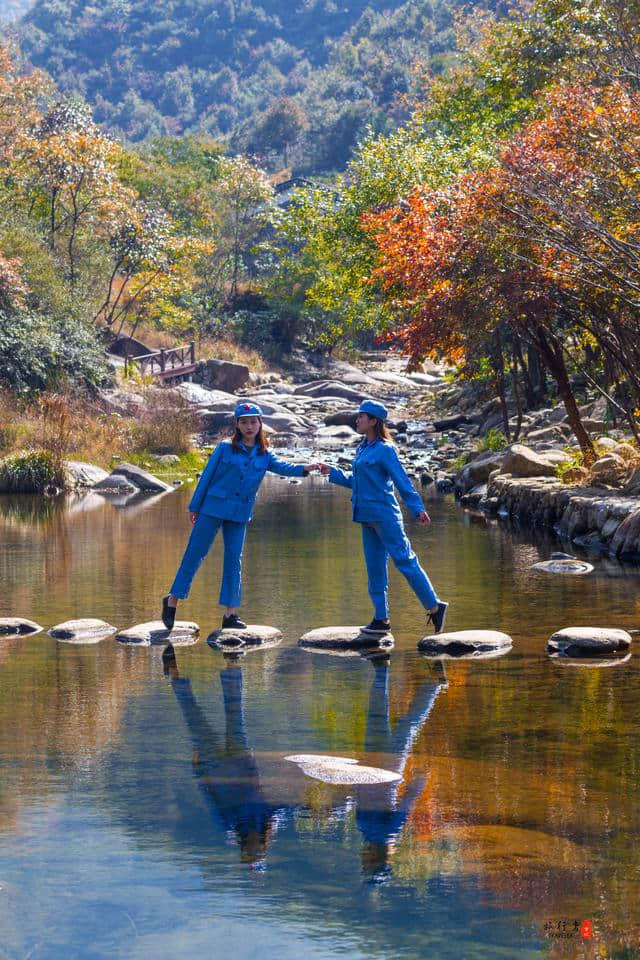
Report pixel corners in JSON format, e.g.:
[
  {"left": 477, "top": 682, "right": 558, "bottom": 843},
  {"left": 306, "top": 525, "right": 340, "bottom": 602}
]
[{"left": 484, "top": 473, "right": 640, "bottom": 559}]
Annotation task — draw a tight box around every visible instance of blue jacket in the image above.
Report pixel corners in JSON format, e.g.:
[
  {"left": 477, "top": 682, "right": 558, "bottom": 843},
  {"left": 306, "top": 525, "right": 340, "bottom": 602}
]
[
  {"left": 329, "top": 439, "right": 424, "bottom": 522},
  {"left": 189, "top": 440, "right": 306, "bottom": 522}
]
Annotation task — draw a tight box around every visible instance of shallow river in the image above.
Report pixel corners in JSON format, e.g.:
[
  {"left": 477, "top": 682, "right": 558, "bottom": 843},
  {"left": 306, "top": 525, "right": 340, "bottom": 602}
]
[{"left": 0, "top": 476, "right": 639, "bottom": 959}]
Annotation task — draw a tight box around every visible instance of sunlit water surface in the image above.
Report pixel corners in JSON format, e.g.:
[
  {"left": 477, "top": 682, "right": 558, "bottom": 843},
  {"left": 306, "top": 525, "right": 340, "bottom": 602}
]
[{"left": 1, "top": 477, "right": 639, "bottom": 959}]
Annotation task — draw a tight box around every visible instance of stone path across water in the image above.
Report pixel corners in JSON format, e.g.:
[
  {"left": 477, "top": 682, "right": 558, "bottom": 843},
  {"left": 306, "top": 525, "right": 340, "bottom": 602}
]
[
  {"left": 299, "top": 626, "right": 395, "bottom": 650},
  {"left": 116, "top": 620, "right": 199, "bottom": 646},
  {"left": 49, "top": 618, "right": 117, "bottom": 643}
]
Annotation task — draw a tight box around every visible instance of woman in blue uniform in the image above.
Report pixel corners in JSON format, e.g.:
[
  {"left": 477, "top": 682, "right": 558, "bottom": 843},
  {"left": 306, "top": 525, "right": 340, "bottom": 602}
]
[
  {"left": 162, "top": 402, "right": 318, "bottom": 631},
  {"left": 319, "top": 400, "right": 448, "bottom": 634}
]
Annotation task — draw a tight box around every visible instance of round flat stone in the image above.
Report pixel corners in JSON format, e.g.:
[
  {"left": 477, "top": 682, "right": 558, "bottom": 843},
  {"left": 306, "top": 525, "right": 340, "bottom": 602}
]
[
  {"left": 49, "top": 618, "right": 116, "bottom": 643},
  {"left": 547, "top": 626, "right": 632, "bottom": 656},
  {"left": 418, "top": 630, "right": 513, "bottom": 656},
  {"left": 0, "top": 617, "right": 43, "bottom": 636},
  {"left": 285, "top": 754, "right": 401, "bottom": 785},
  {"left": 532, "top": 559, "right": 594, "bottom": 575},
  {"left": 299, "top": 626, "right": 395, "bottom": 650},
  {"left": 116, "top": 620, "right": 199, "bottom": 646},
  {"left": 207, "top": 625, "right": 282, "bottom": 649}
]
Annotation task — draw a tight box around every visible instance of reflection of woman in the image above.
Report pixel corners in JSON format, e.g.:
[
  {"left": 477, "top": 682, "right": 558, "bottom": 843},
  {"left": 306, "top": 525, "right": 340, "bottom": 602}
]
[
  {"left": 319, "top": 400, "right": 448, "bottom": 634},
  {"left": 357, "top": 656, "right": 446, "bottom": 882},
  {"left": 163, "top": 646, "right": 281, "bottom": 866},
  {"left": 164, "top": 644, "right": 445, "bottom": 876},
  {"left": 162, "top": 402, "right": 318, "bottom": 632}
]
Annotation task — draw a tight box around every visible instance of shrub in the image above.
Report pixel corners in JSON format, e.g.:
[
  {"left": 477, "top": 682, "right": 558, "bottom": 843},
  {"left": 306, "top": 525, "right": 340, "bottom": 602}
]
[
  {"left": 478, "top": 428, "right": 508, "bottom": 452},
  {"left": 0, "top": 311, "right": 112, "bottom": 394},
  {"left": 0, "top": 450, "right": 65, "bottom": 493}
]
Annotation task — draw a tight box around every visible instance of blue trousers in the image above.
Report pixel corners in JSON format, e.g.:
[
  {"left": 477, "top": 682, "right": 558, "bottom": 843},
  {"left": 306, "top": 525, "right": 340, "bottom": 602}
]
[
  {"left": 170, "top": 514, "right": 247, "bottom": 608},
  {"left": 361, "top": 516, "right": 438, "bottom": 619}
]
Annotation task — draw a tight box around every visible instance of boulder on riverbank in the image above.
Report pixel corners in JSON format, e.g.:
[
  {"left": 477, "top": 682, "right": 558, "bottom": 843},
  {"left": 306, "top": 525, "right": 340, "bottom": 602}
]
[
  {"left": 194, "top": 358, "right": 249, "bottom": 393},
  {"left": 294, "top": 380, "right": 371, "bottom": 403},
  {"left": 500, "top": 444, "right": 562, "bottom": 478},
  {"left": 110, "top": 462, "right": 173, "bottom": 493},
  {"left": 547, "top": 626, "right": 632, "bottom": 657},
  {"left": 64, "top": 461, "right": 110, "bottom": 489}
]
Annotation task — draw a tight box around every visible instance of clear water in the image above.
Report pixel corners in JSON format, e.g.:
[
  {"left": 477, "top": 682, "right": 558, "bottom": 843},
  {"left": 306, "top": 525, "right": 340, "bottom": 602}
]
[{"left": 1, "top": 477, "right": 639, "bottom": 959}]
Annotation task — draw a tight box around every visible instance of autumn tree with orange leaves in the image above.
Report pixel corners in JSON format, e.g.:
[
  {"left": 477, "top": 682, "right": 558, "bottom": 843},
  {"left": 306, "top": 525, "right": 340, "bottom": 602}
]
[{"left": 365, "top": 72, "right": 640, "bottom": 458}]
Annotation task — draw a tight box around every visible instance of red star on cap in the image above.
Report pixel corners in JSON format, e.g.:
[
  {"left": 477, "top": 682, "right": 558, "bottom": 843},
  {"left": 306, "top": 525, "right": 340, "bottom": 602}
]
[{"left": 243, "top": 404, "right": 250, "bottom": 410}]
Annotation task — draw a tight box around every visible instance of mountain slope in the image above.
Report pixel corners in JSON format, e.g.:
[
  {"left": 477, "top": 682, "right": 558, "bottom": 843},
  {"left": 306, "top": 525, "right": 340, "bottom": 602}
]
[{"left": 19, "top": 0, "right": 491, "bottom": 168}]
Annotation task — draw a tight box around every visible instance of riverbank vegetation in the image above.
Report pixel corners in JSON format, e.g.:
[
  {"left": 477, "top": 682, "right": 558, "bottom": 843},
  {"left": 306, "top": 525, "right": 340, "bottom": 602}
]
[
  {"left": 0, "top": 386, "right": 201, "bottom": 492},
  {"left": 2, "top": 0, "right": 640, "bottom": 487},
  {"left": 284, "top": 0, "right": 640, "bottom": 463}
]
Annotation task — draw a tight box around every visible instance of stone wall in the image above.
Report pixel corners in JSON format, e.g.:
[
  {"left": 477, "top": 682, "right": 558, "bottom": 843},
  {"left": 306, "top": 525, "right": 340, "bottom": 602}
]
[{"left": 485, "top": 474, "right": 640, "bottom": 560}]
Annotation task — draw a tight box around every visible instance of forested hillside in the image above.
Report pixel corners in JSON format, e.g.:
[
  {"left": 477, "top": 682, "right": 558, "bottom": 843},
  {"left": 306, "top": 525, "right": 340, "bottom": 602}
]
[{"left": 19, "top": 0, "right": 495, "bottom": 170}]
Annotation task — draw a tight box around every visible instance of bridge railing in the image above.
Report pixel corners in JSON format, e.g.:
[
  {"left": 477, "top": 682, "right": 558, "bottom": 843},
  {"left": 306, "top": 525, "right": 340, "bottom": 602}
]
[{"left": 124, "top": 341, "right": 196, "bottom": 379}]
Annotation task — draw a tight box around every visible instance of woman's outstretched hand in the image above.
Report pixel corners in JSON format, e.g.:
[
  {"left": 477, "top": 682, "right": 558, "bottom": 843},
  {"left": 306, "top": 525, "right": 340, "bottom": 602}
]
[
  {"left": 303, "top": 463, "right": 323, "bottom": 474},
  {"left": 318, "top": 463, "right": 331, "bottom": 475},
  {"left": 417, "top": 511, "right": 431, "bottom": 526}
]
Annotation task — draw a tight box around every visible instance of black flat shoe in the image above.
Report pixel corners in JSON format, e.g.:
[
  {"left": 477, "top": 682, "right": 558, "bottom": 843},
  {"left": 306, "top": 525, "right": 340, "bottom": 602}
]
[
  {"left": 161, "top": 595, "right": 176, "bottom": 631},
  {"left": 427, "top": 601, "right": 448, "bottom": 634},
  {"left": 361, "top": 618, "right": 391, "bottom": 634},
  {"left": 222, "top": 613, "right": 247, "bottom": 630}
]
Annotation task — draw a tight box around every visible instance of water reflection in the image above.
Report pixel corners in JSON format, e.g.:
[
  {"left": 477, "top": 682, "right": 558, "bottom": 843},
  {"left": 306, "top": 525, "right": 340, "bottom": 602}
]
[
  {"left": 2, "top": 486, "right": 640, "bottom": 957},
  {"left": 162, "top": 643, "right": 446, "bottom": 883},
  {"left": 357, "top": 654, "right": 446, "bottom": 883},
  {"left": 163, "top": 645, "right": 281, "bottom": 867}
]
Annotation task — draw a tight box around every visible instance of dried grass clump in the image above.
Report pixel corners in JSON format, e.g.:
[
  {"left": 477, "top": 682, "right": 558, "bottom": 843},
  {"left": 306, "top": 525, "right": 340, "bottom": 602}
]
[
  {"left": 198, "top": 335, "right": 266, "bottom": 372},
  {"left": 130, "top": 392, "right": 198, "bottom": 455}
]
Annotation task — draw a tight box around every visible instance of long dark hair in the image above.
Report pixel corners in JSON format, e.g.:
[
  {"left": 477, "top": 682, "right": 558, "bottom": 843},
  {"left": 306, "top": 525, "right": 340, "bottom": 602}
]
[
  {"left": 231, "top": 420, "right": 269, "bottom": 454},
  {"left": 372, "top": 417, "right": 394, "bottom": 444}
]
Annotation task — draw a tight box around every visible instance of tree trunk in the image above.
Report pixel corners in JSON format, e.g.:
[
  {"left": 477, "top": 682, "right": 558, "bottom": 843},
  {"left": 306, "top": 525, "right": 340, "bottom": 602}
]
[
  {"left": 511, "top": 348, "right": 523, "bottom": 441},
  {"left": 537, "top": 331, "right": 595, "bottom": 463},
  {"left": 527, "top": 344, "right": 547, "bottom": 407},
  {"left": 514, "top": 335, "right": 535, "bottom": 409},
  {"left": 492, "top": 329, "right": 511, "bottom": 441}
]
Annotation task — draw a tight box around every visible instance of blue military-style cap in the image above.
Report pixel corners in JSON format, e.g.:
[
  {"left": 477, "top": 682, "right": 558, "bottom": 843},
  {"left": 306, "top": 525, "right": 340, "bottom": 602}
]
[
  {"left": 358, "top": 399, "right": 388, "bottom": 421},
  {"left": 234, "top": 401, "right": 263, "bottom": 418}
]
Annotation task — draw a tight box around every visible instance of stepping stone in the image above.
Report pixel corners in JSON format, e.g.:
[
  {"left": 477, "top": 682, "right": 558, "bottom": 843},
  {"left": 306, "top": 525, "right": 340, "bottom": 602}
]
[
  {"left": 0, "top": 617, "right": 43, "bottom": 637},
  {"left": 0, "top": 617, "right": 43, "bottom": 636},
  {"left": 285, "top": 754, "right": 401, "bottom": 785},
  {"left": 550, "top": 651, "right": 632, "bottom": 668},
  {"left": 207, "top": 624, "right": 282, "bottom": 650},
  {"left": 299, "top": 626, "right": 395, "bottom": 651},
  {"left": 116, "top": 620, "right": 199, "bottom": 646},
  {"left": 532, "top": 556, "right": 594, "bottom": 575},
  {"left": 547, "top": 626, "right": 632, "bottom": 657},
  {"left": 49, "top": 618, "right": 116, "bottom": 643},
  {"left": 419, "top": 630, "right": 512, "bottom": 658}
]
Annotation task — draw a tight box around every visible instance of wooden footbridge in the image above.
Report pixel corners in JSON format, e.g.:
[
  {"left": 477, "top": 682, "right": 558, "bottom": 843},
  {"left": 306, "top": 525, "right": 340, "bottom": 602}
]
[{"left": 124, "top": 341, "right": 198, "bottom": 384}]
